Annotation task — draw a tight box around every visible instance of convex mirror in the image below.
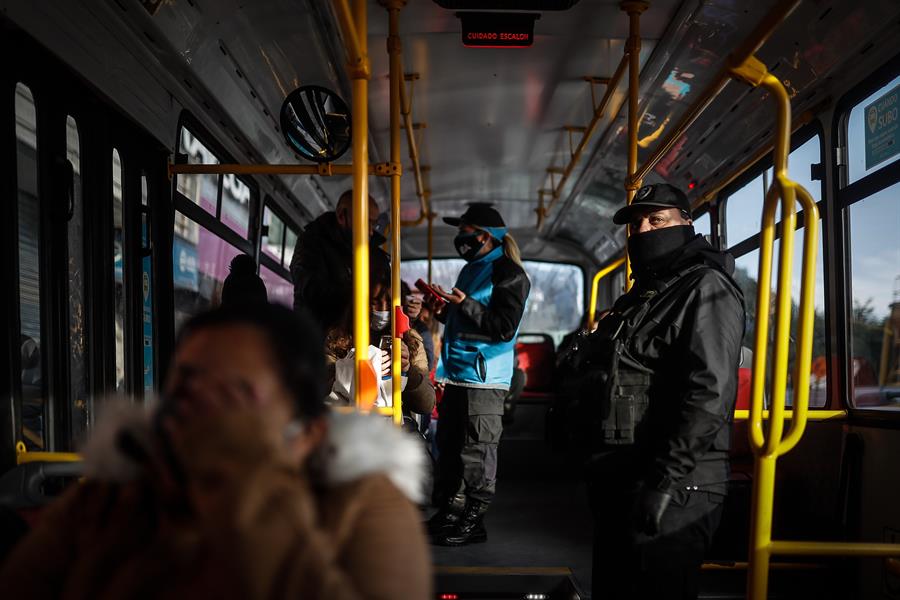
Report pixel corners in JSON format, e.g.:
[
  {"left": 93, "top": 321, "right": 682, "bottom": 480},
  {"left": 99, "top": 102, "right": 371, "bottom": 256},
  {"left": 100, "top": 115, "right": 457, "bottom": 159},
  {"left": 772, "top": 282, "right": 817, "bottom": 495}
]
[{"left": 280, "top": 85, "right": 351, "bottom": 163}]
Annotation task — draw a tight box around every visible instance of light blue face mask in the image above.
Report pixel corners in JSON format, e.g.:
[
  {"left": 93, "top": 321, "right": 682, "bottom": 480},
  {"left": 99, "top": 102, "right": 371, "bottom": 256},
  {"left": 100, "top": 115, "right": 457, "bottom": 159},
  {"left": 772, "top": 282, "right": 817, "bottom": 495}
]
[{"left": 371, "top": 309, "right": 391, "bottom": 332}]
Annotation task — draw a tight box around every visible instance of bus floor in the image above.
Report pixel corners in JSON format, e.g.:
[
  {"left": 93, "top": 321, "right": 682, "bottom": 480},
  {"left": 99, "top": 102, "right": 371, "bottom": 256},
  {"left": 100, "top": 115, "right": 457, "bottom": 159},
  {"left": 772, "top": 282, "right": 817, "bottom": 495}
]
[
  {"left": 428, "top": 415, "right": 848, "bottom": 599},
  {"left": 429, "top": 436, "right": 594, "bottom": 599}
]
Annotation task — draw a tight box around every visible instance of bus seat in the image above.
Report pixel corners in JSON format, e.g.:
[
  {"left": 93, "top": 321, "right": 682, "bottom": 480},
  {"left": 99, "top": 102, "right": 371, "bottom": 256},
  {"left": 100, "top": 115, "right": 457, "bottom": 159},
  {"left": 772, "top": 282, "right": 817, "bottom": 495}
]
[
  {"left": 515, "top": 333, "right": 556, "bottom": 394},
  {"left": 0, "top": 460, "right": 83, "bottom": 510}
]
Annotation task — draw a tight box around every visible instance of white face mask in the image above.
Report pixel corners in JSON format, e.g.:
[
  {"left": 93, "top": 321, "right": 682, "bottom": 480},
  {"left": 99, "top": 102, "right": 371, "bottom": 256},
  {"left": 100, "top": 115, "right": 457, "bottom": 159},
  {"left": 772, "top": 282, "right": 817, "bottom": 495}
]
[
  {"left": 283, "top": 420, "right": 305, "bottom": 447},
  {"left": 370, "top": 309, "right": 391, "bottom": 332}
]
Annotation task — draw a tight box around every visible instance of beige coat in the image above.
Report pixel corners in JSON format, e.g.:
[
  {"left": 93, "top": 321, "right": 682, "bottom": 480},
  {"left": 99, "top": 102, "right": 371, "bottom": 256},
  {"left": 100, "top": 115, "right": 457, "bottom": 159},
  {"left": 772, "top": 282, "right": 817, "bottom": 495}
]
[{"left": 0, "top": 409, "right": 432, "bottom": 600}]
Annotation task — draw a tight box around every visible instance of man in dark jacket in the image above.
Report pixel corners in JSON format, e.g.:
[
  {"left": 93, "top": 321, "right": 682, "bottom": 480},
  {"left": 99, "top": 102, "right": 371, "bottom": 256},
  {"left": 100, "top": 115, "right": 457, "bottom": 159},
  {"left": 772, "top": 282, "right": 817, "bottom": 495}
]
[
  {"left": 576, "top": 184, "right": 744, "bottom": 599},
  {"left": 289, "top": 190, "right": 386, "bottom": 331}
]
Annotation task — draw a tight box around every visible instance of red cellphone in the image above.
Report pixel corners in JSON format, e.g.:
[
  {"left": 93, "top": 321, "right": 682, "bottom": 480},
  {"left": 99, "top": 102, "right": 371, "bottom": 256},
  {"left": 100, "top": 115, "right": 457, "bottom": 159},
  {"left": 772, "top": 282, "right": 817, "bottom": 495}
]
[{"left": 415, "top": 278, "right": 448, "bottom": 308}]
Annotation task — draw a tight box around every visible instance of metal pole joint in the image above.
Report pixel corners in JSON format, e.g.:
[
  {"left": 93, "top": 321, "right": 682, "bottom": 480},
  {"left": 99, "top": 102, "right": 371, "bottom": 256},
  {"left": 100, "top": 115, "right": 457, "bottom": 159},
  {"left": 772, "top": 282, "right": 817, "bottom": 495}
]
[{"left": 347, "top": 56, "right": 371, "bottom": 80}]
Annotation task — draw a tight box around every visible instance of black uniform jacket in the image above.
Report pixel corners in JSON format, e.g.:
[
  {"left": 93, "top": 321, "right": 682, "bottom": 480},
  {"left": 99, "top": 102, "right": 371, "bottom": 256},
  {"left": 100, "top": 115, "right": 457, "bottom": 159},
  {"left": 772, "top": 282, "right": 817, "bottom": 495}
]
[
  {"left": 289, "top": 212, "right": 388, "bottom": 330},
  {"left": 592, "top": 236, "right": 745, "bottom": 498}
]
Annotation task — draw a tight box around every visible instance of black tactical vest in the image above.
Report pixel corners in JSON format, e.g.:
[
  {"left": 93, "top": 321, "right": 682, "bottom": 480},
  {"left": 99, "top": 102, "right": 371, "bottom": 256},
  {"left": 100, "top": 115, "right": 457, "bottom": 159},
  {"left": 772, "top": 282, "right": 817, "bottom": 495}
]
[{"left": 569, "top": 264, "right": 710, "bottom": 449}]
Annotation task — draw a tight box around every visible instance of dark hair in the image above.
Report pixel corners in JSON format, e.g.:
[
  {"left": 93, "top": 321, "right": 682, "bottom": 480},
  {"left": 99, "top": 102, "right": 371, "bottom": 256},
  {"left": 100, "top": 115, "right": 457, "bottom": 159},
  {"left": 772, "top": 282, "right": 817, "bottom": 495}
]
[
  {"left": 173, "top": 303, "right": 327, "bottom": 419},
  {"left": 221, "top": 254, "right": 268, "bottom": 306}
]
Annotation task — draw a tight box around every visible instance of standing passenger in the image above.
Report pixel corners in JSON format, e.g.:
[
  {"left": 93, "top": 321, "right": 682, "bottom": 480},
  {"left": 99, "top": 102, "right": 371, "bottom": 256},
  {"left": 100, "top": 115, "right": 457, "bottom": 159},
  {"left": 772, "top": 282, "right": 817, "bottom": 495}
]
[
  {"left": 289, "top": 190, "right": 387, "bottom": 332},
  {"left": 571, "top": 184, "right": 744, "bottom": 599},
  {"left": 424, "top": 204, "right": 530, "bottom": 546}
]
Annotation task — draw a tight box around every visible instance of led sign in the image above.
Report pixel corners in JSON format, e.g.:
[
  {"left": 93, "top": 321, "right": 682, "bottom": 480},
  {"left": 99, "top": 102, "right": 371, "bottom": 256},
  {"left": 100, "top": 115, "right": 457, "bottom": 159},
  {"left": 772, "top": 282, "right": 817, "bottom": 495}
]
[{"left": 458, "top": 12, "right": 539, "bottom": 48}]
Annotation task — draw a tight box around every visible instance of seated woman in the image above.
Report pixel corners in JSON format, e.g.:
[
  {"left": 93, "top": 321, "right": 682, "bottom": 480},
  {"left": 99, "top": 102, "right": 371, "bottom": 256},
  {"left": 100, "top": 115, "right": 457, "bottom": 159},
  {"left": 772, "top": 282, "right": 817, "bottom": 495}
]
[
  {"left": 0, "top": 303, "right": 432, "bottom": 599},
  {"left": 325, "top": 255, "right": 435, "bottom": 415}
]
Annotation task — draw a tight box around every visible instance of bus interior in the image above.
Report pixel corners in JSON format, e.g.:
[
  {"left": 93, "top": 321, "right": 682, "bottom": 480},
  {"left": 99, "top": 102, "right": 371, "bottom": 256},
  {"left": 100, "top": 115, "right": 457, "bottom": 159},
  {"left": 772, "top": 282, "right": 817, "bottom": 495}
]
[{"left": 2, "top": 0, "right": 900, "bottom": 598}]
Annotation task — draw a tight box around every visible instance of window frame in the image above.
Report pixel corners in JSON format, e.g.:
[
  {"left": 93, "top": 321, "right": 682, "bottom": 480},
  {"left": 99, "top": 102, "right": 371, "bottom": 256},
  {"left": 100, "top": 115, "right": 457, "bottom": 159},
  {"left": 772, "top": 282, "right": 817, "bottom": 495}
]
[
  {"left": 173, "top": 112, "right": 259, "bottom": 260},
  {"left": 832, "top": 51, "right": 900, "bottom": 421},
  {"left": 258, "top": 195, "right": 299, "bottom": 281},
  {"left": 718, "top": 122, "right": 832, "bottom": 408}
]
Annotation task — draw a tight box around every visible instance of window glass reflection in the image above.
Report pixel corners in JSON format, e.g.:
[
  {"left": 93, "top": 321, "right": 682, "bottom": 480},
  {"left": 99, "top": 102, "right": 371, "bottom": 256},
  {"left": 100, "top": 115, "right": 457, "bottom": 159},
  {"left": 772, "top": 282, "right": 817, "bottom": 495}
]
[
  {"left": 67, "top": 116, "right": 88, "bottom": 439},
  {"left": 259, "top": 266, "right": 293, "bottom": 307},
  {"left": 113, "top": 148, "right": 125, "bottom": 392},
  {"left": 725, "top": 136, "right": 822, "bottom": 248},
  {"left": 16, "top": 83, "right": 46, "bottom": 449},
  {"left": 848, "top": 181, "right": 900, "bottom": 410},
  {"left": 732, "top": 224, "right": 827, "bottom": 408},
  {"left": 173, "top": 218, "right": 243, "bottom": 333},
  {"left": 176, "top": 128, "right": 219, "bottom": 215}
]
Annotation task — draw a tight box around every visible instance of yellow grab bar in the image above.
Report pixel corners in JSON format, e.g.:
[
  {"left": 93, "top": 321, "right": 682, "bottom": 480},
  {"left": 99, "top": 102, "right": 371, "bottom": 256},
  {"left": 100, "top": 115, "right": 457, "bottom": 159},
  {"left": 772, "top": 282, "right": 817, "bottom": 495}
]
[
  {"left": 334, "top": 0, "right": 378, "bottom": 410},
  {"left": 728, "top": 55, "right": 900, "bottom": 599},
  {"left": 587, "top": 256, "right": 625, "bottom": 329},
  {"left": 15, "top": 442, "right": 81, "bottom": 465},
  {"left": 386, "top": 0, "right": 404, "bottom": 425},
  {"left": 732, "top": 410, "right": 846, "bottom": 422}
]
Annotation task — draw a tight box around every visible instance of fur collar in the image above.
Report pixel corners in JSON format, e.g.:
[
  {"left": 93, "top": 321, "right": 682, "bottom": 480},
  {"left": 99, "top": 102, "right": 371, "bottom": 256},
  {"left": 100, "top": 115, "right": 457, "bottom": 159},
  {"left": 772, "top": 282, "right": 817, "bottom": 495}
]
[{"left": 80, "top": 404, "right": 426, "bottom": 504}]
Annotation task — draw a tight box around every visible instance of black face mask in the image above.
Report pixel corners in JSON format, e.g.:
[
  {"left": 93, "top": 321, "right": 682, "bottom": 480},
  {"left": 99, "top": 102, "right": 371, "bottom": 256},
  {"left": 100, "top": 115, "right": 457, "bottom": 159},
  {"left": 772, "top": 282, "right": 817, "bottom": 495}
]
[
  {"left": 454, "top": 232, "right": 486, "bottom": 261},
  {"left": 627, "top": 225, "right": 696, "bottom": 277}
]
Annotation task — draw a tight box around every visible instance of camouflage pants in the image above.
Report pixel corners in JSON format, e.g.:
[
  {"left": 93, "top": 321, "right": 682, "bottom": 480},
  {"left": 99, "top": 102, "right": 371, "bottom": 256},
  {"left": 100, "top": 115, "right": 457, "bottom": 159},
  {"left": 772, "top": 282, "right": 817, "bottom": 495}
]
[{"left": 435, "top": 385, "right": 505, "bottom": 503}]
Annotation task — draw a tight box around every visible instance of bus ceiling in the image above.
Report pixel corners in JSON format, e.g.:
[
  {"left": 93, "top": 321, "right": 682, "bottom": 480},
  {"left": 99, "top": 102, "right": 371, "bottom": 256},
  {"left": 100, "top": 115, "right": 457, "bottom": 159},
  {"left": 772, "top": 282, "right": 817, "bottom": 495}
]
[{"left": 7, "top": 0, "right": 899, "bottom": 266}]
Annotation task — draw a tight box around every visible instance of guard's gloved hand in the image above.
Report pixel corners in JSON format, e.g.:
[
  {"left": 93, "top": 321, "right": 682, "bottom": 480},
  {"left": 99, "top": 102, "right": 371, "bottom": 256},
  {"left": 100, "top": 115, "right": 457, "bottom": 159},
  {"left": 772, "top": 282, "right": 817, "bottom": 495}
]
[{"left": 632, "top": 487, "right": 672, "bottom": 537}]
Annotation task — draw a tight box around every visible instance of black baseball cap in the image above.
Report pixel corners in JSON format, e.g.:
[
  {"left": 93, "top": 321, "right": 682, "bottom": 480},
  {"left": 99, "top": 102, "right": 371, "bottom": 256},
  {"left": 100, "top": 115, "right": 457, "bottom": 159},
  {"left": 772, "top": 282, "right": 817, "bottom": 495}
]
[
  {"left": 612, "top": 183, "right": 691, "bottom": 225},
  {"left": 443, "top": 203, "right": 506, "bottom": 228}
]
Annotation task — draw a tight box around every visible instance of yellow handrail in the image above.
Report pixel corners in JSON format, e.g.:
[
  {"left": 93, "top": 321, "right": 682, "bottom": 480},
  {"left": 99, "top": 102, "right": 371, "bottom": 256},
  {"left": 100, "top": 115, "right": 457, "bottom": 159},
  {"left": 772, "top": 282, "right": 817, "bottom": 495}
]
[
  {"left": 385, "top": 0, "right": 404, "bottom": 425},
  {"left": 626, "top": 1, "right": 802, "bottom": 190},
  {"left": 732, "top": 410, "right": 846, "bottom": 422},
  {"left": 398, "top": 74, "right": 433, "bottom": 228},
  {"left": 539, "top": 56, "right": 628, "bottom": 231},
  {"left": 334, "top": 0, "right": 378, "bottom": 411},
  {"left": 728, "top": 55, "right": 900, "bottom": 599},
  {"left": 587, "top": 256, "right": 625, "bottom": 329},
  {"left": 622, "top": 1, "right": 647, "bottom": 289},
  {"left": 15, "top": 442, "right": 81, "bottom": 465}
]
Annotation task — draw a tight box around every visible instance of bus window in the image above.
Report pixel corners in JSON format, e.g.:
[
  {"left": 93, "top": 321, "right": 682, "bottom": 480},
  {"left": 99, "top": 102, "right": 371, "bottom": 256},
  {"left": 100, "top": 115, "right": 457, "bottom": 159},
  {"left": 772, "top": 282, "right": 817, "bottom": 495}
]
[
  {"left": 141, "top": 174, "right": 154, "bottom": 397},
  {"left": 221, "top": 174, "right": 252, "bottom": 238},
  {"left": 725, "top": 134, "right": 827, "bottom": 407},
  {"left": 176, "top": 127, "right": 219, "bottom": 216},
  {"left": 259, "top": 265, "right": 293, "bottom": 307},
  {"left": 66, "top": 115, "right": 88, "bottom": 439},
  {"left": 262, "top": 207, "right": 285, "bottom": 264},
  {"left": 848, "top": 181, "right": 900, "bottom": 410},
  {"left": 172, "top": 218, "right": 242, "bottom": 332},
  {"left": 112, "top": 148, "right": 125, "bottom": 392},
  {"left": 16, "top": 82, "right": 45, "bottom": 450},
  {"left": 693, "top": 211, "right": 711, "bottom": 240},
  {"left": 401, "top": 259, "right": 584, "bottom": 346},
  {"left": 846, "top": 73, "right": 900, "bottom": 185},
  {"left": 725, "top": 136, "right": 822, "bottom": 247},
  {"left": 284, "top": 226, "right": 298, "bottom": 267},
  {"left": 733, "top": 231, "right": 827, "bottom": 408}
]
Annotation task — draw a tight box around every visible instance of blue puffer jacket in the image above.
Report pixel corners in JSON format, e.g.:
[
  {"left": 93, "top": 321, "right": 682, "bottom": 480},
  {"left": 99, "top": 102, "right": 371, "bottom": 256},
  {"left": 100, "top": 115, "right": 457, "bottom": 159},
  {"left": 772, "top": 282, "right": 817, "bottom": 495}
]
[{"left": 436, "top": 247, "right": 530, "bottom": 390}]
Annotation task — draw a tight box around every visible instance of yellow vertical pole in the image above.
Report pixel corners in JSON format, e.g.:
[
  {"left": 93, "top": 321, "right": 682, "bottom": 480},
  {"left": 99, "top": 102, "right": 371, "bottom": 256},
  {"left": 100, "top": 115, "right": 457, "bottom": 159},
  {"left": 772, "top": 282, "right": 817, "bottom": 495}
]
[
  {"left": 727, "top": 53, "right": 819, "bottom": 599},
  {"left": 349, "top": 0, "right": 372, "bottom": 409},
  {"left": 621, "top": 1, "right": 647, "bottom": 291},
  {"left": 385, "top": 0, "right": 405, "bottom": 424},
  {"left": 427, "top": 207, "right": 434, "bottom": 284}
]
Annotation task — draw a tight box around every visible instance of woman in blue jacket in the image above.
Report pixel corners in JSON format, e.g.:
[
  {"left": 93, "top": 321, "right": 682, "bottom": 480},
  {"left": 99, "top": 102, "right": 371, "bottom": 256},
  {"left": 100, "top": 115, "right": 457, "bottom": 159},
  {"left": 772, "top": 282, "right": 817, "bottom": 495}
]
[{"left": 426, "top": 204, "right": 530, "bottom": 546}]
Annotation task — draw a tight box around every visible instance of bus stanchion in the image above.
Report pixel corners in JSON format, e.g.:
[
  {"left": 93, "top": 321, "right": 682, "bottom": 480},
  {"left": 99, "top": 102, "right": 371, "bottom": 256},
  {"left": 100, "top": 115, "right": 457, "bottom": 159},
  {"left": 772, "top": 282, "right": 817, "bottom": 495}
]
[{"left": 729, "top": 54, "right": 900, "bottom": 600}]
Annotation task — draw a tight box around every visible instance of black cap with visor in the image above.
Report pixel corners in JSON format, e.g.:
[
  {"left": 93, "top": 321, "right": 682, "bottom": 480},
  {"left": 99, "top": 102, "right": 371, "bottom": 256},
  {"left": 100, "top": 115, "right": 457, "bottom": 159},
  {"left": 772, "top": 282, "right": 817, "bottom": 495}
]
[
  {"left": 443, "top": 203, "right": 506, "bottom": 229},
  {"left": 612, "top": 183, "right": 691, "bottom": 225}
]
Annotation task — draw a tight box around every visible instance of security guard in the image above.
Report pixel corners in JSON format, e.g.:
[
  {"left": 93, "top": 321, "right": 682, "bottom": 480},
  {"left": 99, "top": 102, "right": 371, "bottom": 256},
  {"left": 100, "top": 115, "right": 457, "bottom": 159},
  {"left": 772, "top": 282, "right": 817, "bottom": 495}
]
[
  {"left": 573, "top": 184, "right": 744, "bottom": 599},
  {"left": 424, "top": 204, "right": 530, "bottom": 546}
]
